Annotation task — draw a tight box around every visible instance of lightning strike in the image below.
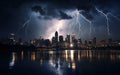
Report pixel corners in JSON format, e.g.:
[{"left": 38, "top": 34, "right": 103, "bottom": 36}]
[
  {"left": 107, "top": 13, "right": 120, "bottom": 21},
  {"left": 71, "top": 10, "right": 81, "bottom": 36},
  {"left": 66, "top": 9, "right": 93, "bottom": 38},
  {"left": 95, "top": 7, "right": 110, "bottom": 36},
  {"left": 17, "top": 15, "right": 32, "bottom": 37},
  {"left": 79, "top": 12, "right": 92, "bottom": 38}
]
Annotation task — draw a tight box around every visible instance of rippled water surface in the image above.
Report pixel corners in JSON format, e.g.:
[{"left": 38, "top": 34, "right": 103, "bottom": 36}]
[{"left": 0, "top": 50, "right": 120, "bottom": 75}]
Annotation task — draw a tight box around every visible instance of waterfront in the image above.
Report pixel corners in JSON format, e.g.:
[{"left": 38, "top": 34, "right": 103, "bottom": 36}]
[{"left": 0, "top": 50, "right": 120, "bottom": 75}]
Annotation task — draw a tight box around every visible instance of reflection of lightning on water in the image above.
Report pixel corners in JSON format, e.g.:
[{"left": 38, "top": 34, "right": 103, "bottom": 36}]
[
  {"left": 95, "top": 7, "right": 110, "bottom": 36},
  {"left": 17, "top": 15, "right": 32, "bottom": 37}
]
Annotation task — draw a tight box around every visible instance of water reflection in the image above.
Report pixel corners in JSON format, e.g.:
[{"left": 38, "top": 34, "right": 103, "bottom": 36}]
[
  {"left": 7, "top": 50, "right": 120, "bottom": 75},
  {"left": 21, "top": 51, "right": 24, "bottom": 60},
  {"left": 31, "top": 52, "right": 36, "bottom": 61},
  {"left": 9, "top": 52, "right": 16, "bottom": 69}
]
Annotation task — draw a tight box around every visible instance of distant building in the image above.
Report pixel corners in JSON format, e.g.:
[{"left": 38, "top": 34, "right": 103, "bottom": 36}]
[
  {"left": 78, "top": 39, "right": 82, "bottom": 44},
  {"left": 71, "top": 34, "right": 75, "bottom": 43},
  {"left": 66, "top": 34, "right": 70, "bottom": 43},
  {"left": 9, "top": 33, "right": 16, "bottom": 45},
  {"left": 84, "top": 40, "right": 88, "bottom": 45},
  {"left": 52, "top": 37, "right": 55, "bottom": 44},
  {"left": 78, "top": 39, "right": 82, "bottom": 48},
  {"left": 59, "top": 35, "right": 64, "bottom": 43},
  {"left": 59, "top": 35, "right": 64, "bottom": 48}
]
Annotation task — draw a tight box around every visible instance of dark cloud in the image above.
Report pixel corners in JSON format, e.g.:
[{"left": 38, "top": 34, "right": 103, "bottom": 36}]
[
  {"left": 32, "top": 5, "right": 45, "bottom": 15},
  {"left": 31, "top": 5, "right": 72, "bottom": 19},
  {"left": 59, "top": 11, "right": 72, "bottom": 19},
  {"left": 0, "top": 0, "right": 120, "bottom": 40},
  {"left": 80, "top": 11, "right": 94, "bottom": 20},
  {"left": 30, "top": 0, "right": 120, "bottom": 21}
]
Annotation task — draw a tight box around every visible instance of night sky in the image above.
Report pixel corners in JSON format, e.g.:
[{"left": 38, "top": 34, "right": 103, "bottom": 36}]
[{"left": 0, "top": 0, "right": 120, "bottom": 41}]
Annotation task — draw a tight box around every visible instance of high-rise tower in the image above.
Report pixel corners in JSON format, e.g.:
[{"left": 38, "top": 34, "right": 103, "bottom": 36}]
[{"left": 55, "top": 31, "right": 58, "bottom": 43}]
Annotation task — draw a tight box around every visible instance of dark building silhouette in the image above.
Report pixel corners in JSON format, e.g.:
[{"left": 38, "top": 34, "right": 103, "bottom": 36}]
[
  {"left": 71, "top": 34, "right": 75, "bottom": 43},
  {"left": 78, "top": 39, "right": 82, "bottom": 44},
  {"left": 52, "top": 37, "right": 55, "bottom": 44},
  {"left": 84, "top": 40, "right": 88, "bottom": 45},
  {"left": 44, "top": 39, "right": 51, "bottom": 47},
  {"left": 59, "top": 35, "right": 63, "bottom": 43},
  {"left": 66, "top": 34, "right": 70, "bottom": 44},
  {"left": 55, "top": 31, "right": 58, "bottom": 43}
]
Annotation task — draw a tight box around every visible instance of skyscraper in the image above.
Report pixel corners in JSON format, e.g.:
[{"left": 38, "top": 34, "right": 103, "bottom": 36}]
[
  {"left": 52, "top": 37, "right": 55, "bottom": 44},
  {"left": 66, "top": 34, "right": 70, "bottom": 44},
  {"left": 55, "top": 31, "right": 58, "bottom": 43},
  {"left": 59, "top": 35, "right": 63, "bottom": 43}
]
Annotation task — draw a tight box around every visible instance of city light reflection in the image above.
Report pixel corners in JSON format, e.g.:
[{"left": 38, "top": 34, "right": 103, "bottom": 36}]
[
  {"left": 21, "top": 51, "right": 24, "bottom": 60},
  {"left": 70, "top": 50, "right": 74, "bottom": 61},
  {"left": 31, "top": 52, "right": 36, "bottom": 61},
  {"left": 8, "top": 50, "right": 120, "bottom": 71},
  {"left": 9, "top": 52, "right": 16, "bottom": 69},
  {"left": 65, "top": 50, "right": 68, "bottom": 61},
  {"left": 72, "top": 62, "right": 76, "bottom": 70}
]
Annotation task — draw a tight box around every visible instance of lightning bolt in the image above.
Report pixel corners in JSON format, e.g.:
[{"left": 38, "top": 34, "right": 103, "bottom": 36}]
[
  {"left": 79, "top": 13, "right": 92, "bottom": 38},
  {"left": 16, "top": 15, "right": 32, "bottom": 37},
  {"left": 67, "top": 9, "right": 93, "bottom": 38},
  {"left": 68, "top": 9, "right": 82, "bottom": 37},
  {"left": 73, "top": 11, "right": 81, "bottom": 36},
  {"left": 95, "top": 7, "right": 110, "bottom": 36},
  {"left": 107, "top": 13, "right": 120, "bottom": 21}
]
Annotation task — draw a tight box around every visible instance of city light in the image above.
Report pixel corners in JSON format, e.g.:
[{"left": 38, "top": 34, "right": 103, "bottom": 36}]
[
  {"left": 70, "top": 50, "right": 74, "bottom": 61},
  {"left": 70, "top": 43, "right": 73, "bottom": 48}
]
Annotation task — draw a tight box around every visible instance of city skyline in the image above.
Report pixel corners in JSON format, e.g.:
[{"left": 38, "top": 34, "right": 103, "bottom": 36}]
[
  {"left": 0, "top": 31, "right": 120, "bottom": 50},
  {"left": 0, "top": 1, "right": 120, "bottom": 75}
]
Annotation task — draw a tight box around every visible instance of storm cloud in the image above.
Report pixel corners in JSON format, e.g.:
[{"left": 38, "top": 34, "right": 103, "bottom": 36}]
[{"left": 0, "top": 0, "right": 120, "bottom": 41}]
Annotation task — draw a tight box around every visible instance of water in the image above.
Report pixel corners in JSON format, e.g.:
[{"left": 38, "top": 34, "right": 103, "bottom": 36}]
[{"left": 0, "top": 50, "right": 120, "bottom": 75}]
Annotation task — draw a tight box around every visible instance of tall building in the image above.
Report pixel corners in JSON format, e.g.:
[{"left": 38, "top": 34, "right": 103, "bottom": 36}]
[
  {"left": 55, "top": 31, "right": 58, "bottom": 43},
  {"left": 71, "top": 34, "right": 75, "bottom": 43},
  {"left": 78, "top": 39, "right": 82, "bottom": 44},
  {"left": 59, "top": 35, "right": 63, "bottom": 42},
  {"left": 66, "top": 34, "right": 70, "bottom": 43},
  {"left": 84, "top": 40, "right": 88, "bottom": 45},
  {"left": 52, "top": 37, "right": 55, "bottom": 44}
]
